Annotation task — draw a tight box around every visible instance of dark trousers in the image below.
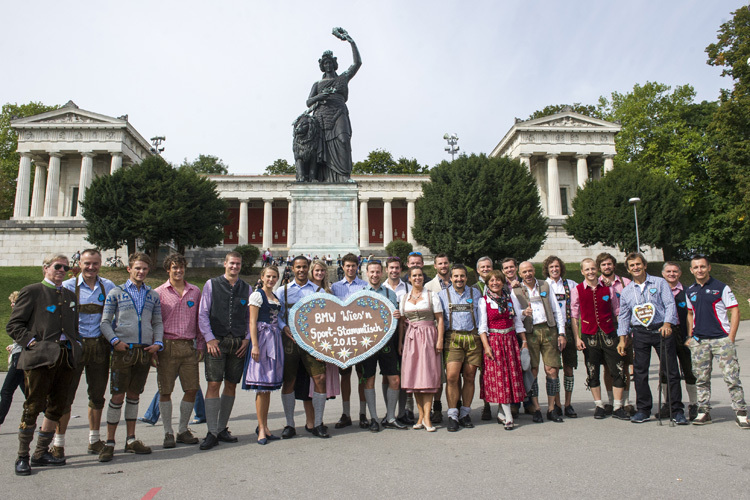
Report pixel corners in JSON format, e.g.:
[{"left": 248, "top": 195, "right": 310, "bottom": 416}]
[
  {"left": 0, "top": 352, "right": 27, "bottom": 424},
  {"left": 22, "top": 347, "right": 77, "bottom": 427},
  {"left": 632, "top": 327, "right": 684, "bottom": 414}
]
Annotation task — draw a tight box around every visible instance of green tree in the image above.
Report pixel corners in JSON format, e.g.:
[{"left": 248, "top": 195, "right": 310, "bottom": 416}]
[
  {"left": 385, "top": 240, "right": 413, "bottom": 263},
  {"left": 352, "top": 149, "right": 428, "bottom": 174},
  {"left": 179, "top": 154, "right": 229, "bottom": 175},
  {"left": 564, "top": 164, "right": 688, "bottom": 259},
  {"left": 527, "top": 103, "right": 603, "bottom": 120},
  {"left": 264, "top": 158, "right": 295, "bottom": 175},
  {"left": 82, "top": 155, "right": 227, "bottom": 261},
  {"left": 0, "top": 102, "right": 59, "bottom": 219},
  {"left": 413, "top": 154, "right": 546, "bottom": 264}
]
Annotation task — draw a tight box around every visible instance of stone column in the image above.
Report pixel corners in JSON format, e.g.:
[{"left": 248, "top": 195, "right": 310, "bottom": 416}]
[
  {"left": 359, "top": 199, "right": 369, "bottom": 248},
  {"left": 77, "top": 152, "right": 95, "bottom": 216},
  {"left": 43, "top": 153, "right": 62, "bottom": 217},
  {"left": 238, "top": 200, "right": 249, "bottom": 245},
  {"left": 406, "top": 198, "right": 416, "bottom": 245},
  {"left": 603, "top": 155, "right": 614, "bottom": 174},
  {"left": 575, "top": 154, "right": 588, "bottom": 189},
  {"left": 287, "top": 197, "right": 295, "bottom": 248},
  {"left": 519, "top": 153, "right": 532, "bottom": 171},
  {"left": 30, "top": 162, "right": 47, "bottom": 217},
  {"left": 546, "top": 154, "right": 562, "bottom": 216},
  {"left": 110, "top": 152, "right": 123, "bottom": 174},
  {"left": 13, "top": 153, "right": 32, "bottom": 218},
  {"left": 383, "top": 198, "right": 393, "bottom": 247},
  {"left": 262, "top": 198, "right": 273, "bottom": 249}
]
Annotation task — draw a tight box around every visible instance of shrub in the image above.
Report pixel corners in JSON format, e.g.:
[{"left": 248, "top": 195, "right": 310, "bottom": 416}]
[
  {"left": 234, "top": 245, "right": 261, "bottom": 274},
  {"left": 385, "top": 240, "right": 413, "bottom": 263}
]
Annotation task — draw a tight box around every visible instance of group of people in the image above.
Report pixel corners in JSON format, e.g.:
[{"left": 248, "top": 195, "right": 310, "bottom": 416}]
[{"left": 4, "top": 248, "right": 747, "bottom": 476}]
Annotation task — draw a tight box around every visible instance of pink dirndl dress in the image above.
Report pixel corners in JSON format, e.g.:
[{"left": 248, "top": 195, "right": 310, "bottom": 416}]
[{"left": 400, "top": 290, "right": 442, "bottom": 393}]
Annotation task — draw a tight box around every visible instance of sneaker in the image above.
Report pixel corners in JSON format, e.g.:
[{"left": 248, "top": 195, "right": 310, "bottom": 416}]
[
  {"left": 88, "top": 440, "right": 106, "bottom": 454},
  {"left": 630, "top": 411, "right": 650, "bottom": 423},
  {"left": 735, "top": 410, "right": 749, "bottom": 429},
  {"left": 124, "top": 439, "right": 152, "bottom": 454},
  {"left": 447, "top": 417, "right": 459, "bottom": 432},
  {"left": 672, "top": 412, "right": 689, "bottom": 425},
  {"left": 98, "top": 444, "right": 115, "bottom": 462},
  {"left": 612, "top": 407, "right": 629, "bottom": 420},
  {"left": 693, "top": 411, "right": 712, "bottom": 425},
  {"left": 604, "top": 404, "right": 613, "bottom": 416},
  {"left": 594, "top": 406, "right": 607, "bottom": 419},
  {"left": 50, "top": 446, "right": 65, "bottom": 460},
  {"left": 481, "top": 403, "right": 491, "bottom": 421},
  {"left": 176, "top": 429, "right": 199, "bottom": 445},
  {"left": 163, "top": 433, "right": 176, "bottom": 449},
  {"left": 688, "top": 404, "right": 698, "bottom": 421},
  {"left": 334, "top": 413, "right": 352, "bottom": 429}
]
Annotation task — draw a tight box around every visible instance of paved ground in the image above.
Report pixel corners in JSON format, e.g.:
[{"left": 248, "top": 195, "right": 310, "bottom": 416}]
[{"left": 2, "top": 323, "right": 750, "bottom": 499}]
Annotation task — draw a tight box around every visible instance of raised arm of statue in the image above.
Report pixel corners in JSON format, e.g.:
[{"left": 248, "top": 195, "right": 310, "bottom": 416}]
[{"left": 334, "top": 27, "right": 361, "bottom": 78}]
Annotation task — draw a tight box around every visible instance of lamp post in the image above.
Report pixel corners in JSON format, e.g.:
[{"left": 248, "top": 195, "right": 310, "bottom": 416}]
[
  {"left": 150, "top": 136, "right": 166, "bottom": 155},
  {"left": 629, "top": 197, "right": 641, "bottom": 252},
  {"left": 443, "top": 133, "right": 459, "bottom": 161}
]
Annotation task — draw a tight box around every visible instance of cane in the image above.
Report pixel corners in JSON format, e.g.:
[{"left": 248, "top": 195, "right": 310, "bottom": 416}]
[
  {"left": 663, "top": 332, "right": 675, "bottom": 427},
  {"left": 657, "top": 333, "right": 663, "bottom": 426}
]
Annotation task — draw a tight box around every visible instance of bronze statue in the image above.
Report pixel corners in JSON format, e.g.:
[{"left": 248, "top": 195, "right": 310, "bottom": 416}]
[{"left": 293, "top": 27, "right": 361, "bottom": 183}]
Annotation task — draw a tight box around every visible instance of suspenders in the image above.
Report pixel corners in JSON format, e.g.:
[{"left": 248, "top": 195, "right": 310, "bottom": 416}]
[{"left": 446, "top": 287, "right": 476, "bottom": 332}]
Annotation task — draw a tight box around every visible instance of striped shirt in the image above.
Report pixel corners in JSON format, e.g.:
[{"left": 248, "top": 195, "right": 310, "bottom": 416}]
[
  {"left": 155, "top": 280, "right": 205, "bottom": 350},
  {"left": 617, "top": 274, "right": 677, "bottom": 336}
]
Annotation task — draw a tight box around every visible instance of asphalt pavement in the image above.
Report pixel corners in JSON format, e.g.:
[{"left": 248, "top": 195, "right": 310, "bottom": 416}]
[{"left": 2, "top": 323, "right": 750, "bottom": 499}]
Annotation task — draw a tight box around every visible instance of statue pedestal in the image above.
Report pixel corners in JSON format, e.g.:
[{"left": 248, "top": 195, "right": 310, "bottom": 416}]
[{"left": 287, "top": 183, "right": 359, "bottom": 257}]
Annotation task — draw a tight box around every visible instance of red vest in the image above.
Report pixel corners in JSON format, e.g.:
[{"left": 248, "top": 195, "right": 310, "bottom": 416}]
[{"left": 575, "top": 282, "right": 615, "bottom": 335}]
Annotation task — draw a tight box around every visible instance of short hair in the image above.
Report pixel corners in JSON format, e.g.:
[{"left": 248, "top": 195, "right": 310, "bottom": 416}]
[
  {"left": 624, "top": 252, "right": 647, "bottom": 267},
  {"left": 8, "top": 291, "right": 19, "bottom": 305},
  {"left": 43, "top": 254, "right": 68, "bottom": 267},
  {"left": 407, "top": 252, "right": 424, "bottom": 265},
  {"left": 261, "top": 265, "right": 279, "bottom": 279},
  {"left": 501, "top": 257, "right": 518, "bottom": 267},
  {"left": 408, "top": 266, "right": 424, "bottom": 277},
  {"left": 292, "top": 255, "right": 309, "bottom": 266},
  {"left": 81, "top": 248, "right": 101, "bottom": 258},
  {"left": 690, "top": 254, "right": 710, "bottom": 266},
  {"left": 163, "top": 253, "right": 187, "bottom": 271},
  {"left": 595, "top": 252, "right": 616, "bottom": 269},
  {"left": 476, "top": 256, "right": 492, "bottom": 269},
  {"left": 580, "top": 258, "right": 596, "bottom": 268},
  {"left": 662, "top": 261, "right": 681, "bottom": 271},
  {"left": 224, "top": 251, "right": 242, "bottom": 262},
  {"left": 385, "top": 257, "right": 402, "bottom": 269},
  {"left": 450, "top": 263, "right": 468, "bottom": 276},
  {"left": 341, "top": 253, "right": 359, "bottom": 266},
  {"left": 366, "top": 260, "right": 383, "bottom": 271},
  {"left": 486, "top": 269, "right": 506, "bottom": 285},
  {"left": 129, "top": 252, "right": 152, "bottom": 268},
  {"left": 435, "top": 253, "right": 450, "bottom": 262},
  {"left": 542, "top": 255, "right": 566, "bottom": 278}
]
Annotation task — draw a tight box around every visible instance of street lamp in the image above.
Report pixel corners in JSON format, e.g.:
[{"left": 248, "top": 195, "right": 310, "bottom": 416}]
[
  {"left": 629, "top": 197, "right": 641, "bottom": 252},
  {"left": 443, "top": 133, "right": 459, "bottom": 161},
  {"left": 150, "top": 136, "right": 166, "bottom": 155}
]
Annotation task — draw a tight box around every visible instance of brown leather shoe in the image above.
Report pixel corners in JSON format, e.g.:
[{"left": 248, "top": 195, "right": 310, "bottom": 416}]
[
  {"left": 88, "top": 440, "right": 106, "bottom": 454},
  {"left": 50, "top": 446, "right": 65, "bottom": 460},
  {"left": 176, "top": 429, "right": 199, "bottom": 445}
]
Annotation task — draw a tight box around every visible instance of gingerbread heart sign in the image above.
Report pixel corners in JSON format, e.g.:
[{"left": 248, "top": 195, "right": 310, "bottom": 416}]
[
  {"left": 290, "top": 290, "right": 397, "bottom": 369},
  {"left": 633, "top": 302, "right": 656, "bottom": 327}
]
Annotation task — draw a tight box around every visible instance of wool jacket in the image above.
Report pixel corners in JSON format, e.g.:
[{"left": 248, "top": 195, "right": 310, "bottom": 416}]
[{"left": 100, "top": 284, "right": 164, "bottom": 346}]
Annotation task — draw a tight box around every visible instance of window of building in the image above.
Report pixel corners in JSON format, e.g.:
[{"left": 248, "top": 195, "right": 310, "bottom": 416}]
[
  {"left": 560, "top": 187, "right": 569, "bottom": 216},
  {"left": 70, "top": 187, "right": 79, "bottom": 216}
]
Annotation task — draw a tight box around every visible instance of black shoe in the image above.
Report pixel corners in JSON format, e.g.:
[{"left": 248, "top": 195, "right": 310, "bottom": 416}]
[
  {"left": 311, "top": 424, "right": 330, "bottom": 438},
  {"left": 564, "top": 405, "right": 578, "bottom": 418},
  {"left": 594, "top": 406, "right": 607, "bottom": 419},
  {"left": 532, "top": 410, "right": 544, "bottom": 423},
  {"left": 217, "top": 428, "right": 238, "bottom": 443},
  {"left": 199, "top": 432, "right": 219, "bottom": 450},
  {"left": 383, "top": 418, "right": 408, "bottom": 430},
  {"left": 523, "top": 404, "right": 534, "bottom": 415},
  {"left": 511, "top": 405, "right": 519, "bottom": 419},
  {"left": 369, "top": 418, "right": 380, "bottom": 433},
  {"left": 15, "top": 456, "right": 31, "bottom": 476},
  {"left": 430, "top": 408, "right": 443, "bottom": 424},
  {"left": 447, "top": 417, "right": 459, "bottom": 432},
  {"left": 334, "top": 413, "right": 352, "bottom": 429},
  {"left": 30, "top": 452, "right": 66, "bottom": 466},
  {"left": 688, "top": 404, "right": 698, "bottom": 421},
  {"left": 304, "top": 425, "right": 314, "bottom": 434},
  {"left": 654, "top": 403, "right": 670, "bottom": 419},
  {"left": 459, "top": 415, "right": 474, "bottom": 428},
  {"left": 554, "top": 404, "right": 563, "bottom": 416},
  {"left": 281, "top": 426, "right": 296, "bottom": 439},
  {"left": 403, "top": 410, "right": 417, "bottom": 425},
  {"left": 604, "top": 404, "right": 613, "bottom": 416},
  {"left": 612, "top": 407, "right": 630, "bottom": 420},
  {"left": 547, "top": 410, "right": 564, "bottom": 423},
  {"left": 481, "top": 403, "right": 492, "bottom": 421},
  {"left": 624, "top": 404, "right": 636, "bottom": 417},
  {"left": 358, "top": 413, "right": 369, "bottom": 429}
]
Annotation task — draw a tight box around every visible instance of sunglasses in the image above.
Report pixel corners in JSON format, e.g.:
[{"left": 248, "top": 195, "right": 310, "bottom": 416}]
[
  {"left": 52, "top": 263, "right": 71, "bottom": 271},
  {"left": 408, "top": 251, "right": 422, "bottom": 256}
]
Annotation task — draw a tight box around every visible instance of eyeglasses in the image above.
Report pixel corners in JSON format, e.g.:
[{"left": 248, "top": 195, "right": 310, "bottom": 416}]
[
  {"left": 408, "top": 252, "right": 422, "bottom": 256},
  {"left": 370, "top": 259, "right": 382, "bottom": 264},
  {"left": 52, "top": 264, "right": 71, "bottom": 271}
]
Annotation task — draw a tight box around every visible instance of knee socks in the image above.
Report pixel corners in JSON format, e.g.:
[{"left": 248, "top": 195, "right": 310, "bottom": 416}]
[
  {"left": 281, "top": 392, "right": 296, "bottom": 427},
  {"left": 159, "top": 400, "right": 173, "bottom": 434},
  {"left": 312, "top": 392, "right": 326, "bottom": 427},
  {"left": 564, "top": 375, "right": 574, "bottom": 393},
  {"left": 178, "top": 400, "right": 193, "bottom": 434},
  {"left": 217, "top": 395, "right": 235, "bottom": 431},
  {"left": 365, "top": 388, "right": 378, "bottom": 421},
  {"left": 107, "top": 401, "right": 123, "bottom": 426},
  {"left": 386, "top": 388, "right": 399, "bottom": 422},
  {"left": 124, "top": 398, "right": 139, "bottom": 421},
  {"left": 205, "top": 397, "right": 220, "bottom": 435},
  {"left": 546, "top": 377, "right": 560, "bottom": 397}
]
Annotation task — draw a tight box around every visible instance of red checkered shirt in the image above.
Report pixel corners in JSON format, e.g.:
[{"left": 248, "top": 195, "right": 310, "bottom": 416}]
[{"left": 155, "top": 280, "right": 205, "bottom": 350}]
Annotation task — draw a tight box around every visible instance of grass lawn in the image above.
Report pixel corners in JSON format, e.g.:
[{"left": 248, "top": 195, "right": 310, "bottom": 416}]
[{"left": 2, "top": 261, "right": 749, "bottom": 371}]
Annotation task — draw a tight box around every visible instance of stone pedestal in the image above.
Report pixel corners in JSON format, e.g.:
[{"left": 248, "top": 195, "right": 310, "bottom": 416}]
[{"left": 288, "top": 183, "right": 359, "bottom": 257}]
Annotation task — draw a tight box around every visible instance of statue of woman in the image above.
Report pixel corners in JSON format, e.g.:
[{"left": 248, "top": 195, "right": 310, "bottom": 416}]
[{"left": 306, "top": 28, "right": 362, "bottom": 183}]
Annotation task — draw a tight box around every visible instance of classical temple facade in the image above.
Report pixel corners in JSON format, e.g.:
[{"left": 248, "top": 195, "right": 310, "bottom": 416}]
[{"left": 0, "top": 102, "right": 660, "bottom": 266}]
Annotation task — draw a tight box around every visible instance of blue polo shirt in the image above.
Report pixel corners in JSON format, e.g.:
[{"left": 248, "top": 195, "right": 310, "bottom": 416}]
[{"left": 686, "top": 277, "right": 738, "bottom": 340}]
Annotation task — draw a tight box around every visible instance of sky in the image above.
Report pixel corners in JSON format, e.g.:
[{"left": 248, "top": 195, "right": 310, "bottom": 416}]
[{"left": 2, "top": 0, "right": 743, "bottom": 174}]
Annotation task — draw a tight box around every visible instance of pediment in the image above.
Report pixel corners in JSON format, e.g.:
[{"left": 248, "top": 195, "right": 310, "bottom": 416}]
[
  {"left": 520, "top": 111, "right": 620, "bottom": 130},
  {"left": 12, "top": 101, "right": 126, "bottom": 127}
]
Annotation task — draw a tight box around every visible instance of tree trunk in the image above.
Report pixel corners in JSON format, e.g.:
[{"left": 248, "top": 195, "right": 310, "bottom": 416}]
[{"left": 127, "top": 239, "right": 136, "bottom": 257}]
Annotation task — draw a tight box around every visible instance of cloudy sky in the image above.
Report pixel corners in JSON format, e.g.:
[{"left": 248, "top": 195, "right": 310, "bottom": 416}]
[{"left": 3, "top": 0, "right": 742, "bottom": 174}]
